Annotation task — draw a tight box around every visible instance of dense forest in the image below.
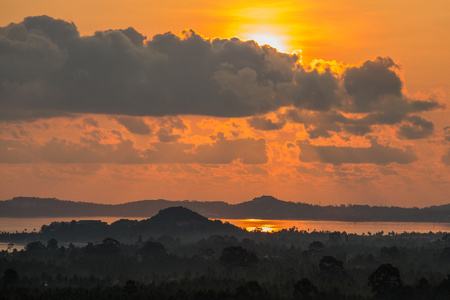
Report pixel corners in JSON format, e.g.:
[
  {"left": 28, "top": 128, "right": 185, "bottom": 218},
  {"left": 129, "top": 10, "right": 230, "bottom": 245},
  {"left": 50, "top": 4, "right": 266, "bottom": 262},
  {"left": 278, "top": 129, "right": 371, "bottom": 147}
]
[
  {"left": 1, "top": 207, "right": 450, "bottom": 299},
  {"left": 2, "top": 196, "right": 450, "bottom": 222}
]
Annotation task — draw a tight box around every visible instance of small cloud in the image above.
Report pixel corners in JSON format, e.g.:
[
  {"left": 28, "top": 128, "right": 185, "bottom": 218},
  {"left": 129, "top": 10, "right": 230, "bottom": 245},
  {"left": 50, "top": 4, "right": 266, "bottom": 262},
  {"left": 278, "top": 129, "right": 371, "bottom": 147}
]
[
  {"left": 115, "top": 117, "right": 151, "bottom": 135},
  {"left": 442, "top": 149, "right": 450, "bottom": 165},
  {"left": 83, "top": 117, "right": 99, "bottom": 128},
  {"left": 378, "top": 167, "right": 399, "bottom": 175},
  {"left": 157, "top": 128, "right": 180, "bottom": 142},
  {"left": 297, "top": 139, "right": 417, "bottom": 165},
  {"left": 247, "top": 116, "right": 285, "bottom": 131},
  {"left": 396, "top": 115, "right": 434, "bottom": 140}
]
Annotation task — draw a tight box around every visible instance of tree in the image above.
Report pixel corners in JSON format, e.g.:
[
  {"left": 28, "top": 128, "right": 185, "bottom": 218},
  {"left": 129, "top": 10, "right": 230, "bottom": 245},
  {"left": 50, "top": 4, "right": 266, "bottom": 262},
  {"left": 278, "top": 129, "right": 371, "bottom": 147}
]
[
  {"left": 319, "top": 256, "right": 344, "bottom": 274},
  {"left": 379, "top": 246, "right": 400, "bottom": 260},
  {"left": 25, "top": 241, "right": 44, "bottom": 253},
  {"left": 142, "top": 241, "right": 167, "bottom": 259},
  {"left": 97, "top": 238, "right": 121, "bottom": 256},
  {"left": 442, "top": 233, "right": 450, "bottom": 245},
  {"left": 293, "top": 278, "right": 318, "bottom": 300},
  {"left": 220, "top": 246, "right": 258, "bottom": 269},
  {"left": 308, "top": 241, "right": 324, "bottom": 253},
  {"left": 235, "top": 281, "right": 264, "bottom": 300},
  {"left": 47, "top": 238, "right": 58, "bottom": 251},
  {"left": 3, "top": 268, "right": 19, "bottom": 285},
  {"left": 328, "top": 232, "right": 341, "bottom": 243},
  {"left": 368, "top": 264, "right": 402, "bottom": 296}
]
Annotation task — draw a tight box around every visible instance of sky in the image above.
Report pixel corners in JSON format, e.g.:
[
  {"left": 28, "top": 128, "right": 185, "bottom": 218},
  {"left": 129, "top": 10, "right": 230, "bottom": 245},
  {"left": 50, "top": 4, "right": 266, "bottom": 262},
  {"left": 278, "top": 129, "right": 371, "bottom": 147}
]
[{"left": 0, "top": 0, "right": 449, "bottom": 207}]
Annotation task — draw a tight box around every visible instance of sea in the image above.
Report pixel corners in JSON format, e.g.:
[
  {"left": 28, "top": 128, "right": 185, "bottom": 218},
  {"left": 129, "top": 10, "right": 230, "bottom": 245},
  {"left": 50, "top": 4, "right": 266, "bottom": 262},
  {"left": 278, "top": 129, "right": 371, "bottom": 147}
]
[{"left": 1, "top": 217, "right": 449, "bottom": 251}]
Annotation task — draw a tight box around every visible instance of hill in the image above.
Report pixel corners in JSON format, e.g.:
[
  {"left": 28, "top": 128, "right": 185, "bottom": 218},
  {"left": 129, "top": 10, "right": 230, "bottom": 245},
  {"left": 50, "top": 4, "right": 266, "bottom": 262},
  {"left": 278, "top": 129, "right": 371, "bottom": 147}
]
[
  {"left": 1, "top": 195, "right": 450, "bottom": 222},
  {"left": 35, "top": 206, "right": 244, "bottom": 243}
]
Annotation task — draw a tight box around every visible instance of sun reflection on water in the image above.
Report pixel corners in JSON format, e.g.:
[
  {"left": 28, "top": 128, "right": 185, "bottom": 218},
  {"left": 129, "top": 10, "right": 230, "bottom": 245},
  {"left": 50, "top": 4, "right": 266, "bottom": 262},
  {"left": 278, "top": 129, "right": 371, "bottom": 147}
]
[
  {"left": 232, "top": 219, "right": 281, "bottom": 233},
  {"left": 220, "top": 219, "right": 450, "bottom": 235}
]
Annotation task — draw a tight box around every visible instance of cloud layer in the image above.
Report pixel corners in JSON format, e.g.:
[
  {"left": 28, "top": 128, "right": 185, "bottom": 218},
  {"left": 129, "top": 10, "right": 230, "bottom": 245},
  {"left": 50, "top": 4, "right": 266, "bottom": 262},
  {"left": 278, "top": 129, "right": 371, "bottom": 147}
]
[
  {"left": 0, "top": 131, "right": 267, "bottom": 165},
  {"left": 0, "top": 15, "right": 447, "bottom": 177},
  {"left": 0, "top": 15, "right": 440, "bottom": 132},
  {"left": 297, "top": 139, "right": 417, "bottom": 165}
]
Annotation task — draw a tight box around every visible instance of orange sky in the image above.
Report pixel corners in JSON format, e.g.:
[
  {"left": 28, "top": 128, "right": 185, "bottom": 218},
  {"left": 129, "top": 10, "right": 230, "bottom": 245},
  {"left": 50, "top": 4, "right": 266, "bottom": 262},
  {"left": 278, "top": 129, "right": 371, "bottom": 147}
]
[{"left": 0, "top": 0, "right": 449, "bottom": 206}]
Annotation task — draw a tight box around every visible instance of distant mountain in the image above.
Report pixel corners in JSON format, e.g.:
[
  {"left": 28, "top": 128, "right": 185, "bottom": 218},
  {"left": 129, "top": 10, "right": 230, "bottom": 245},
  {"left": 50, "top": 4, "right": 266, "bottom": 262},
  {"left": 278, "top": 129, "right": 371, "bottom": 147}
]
[{"left": 1, "top": 195, "right": 450, "bottom": 222}]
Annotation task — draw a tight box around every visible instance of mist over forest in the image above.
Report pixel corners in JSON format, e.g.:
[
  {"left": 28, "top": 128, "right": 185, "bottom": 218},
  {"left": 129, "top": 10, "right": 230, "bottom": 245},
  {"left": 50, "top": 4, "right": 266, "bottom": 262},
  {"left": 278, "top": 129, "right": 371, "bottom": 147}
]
[{"left": 1, "top": 206, "right": 450, "bottom": 299}]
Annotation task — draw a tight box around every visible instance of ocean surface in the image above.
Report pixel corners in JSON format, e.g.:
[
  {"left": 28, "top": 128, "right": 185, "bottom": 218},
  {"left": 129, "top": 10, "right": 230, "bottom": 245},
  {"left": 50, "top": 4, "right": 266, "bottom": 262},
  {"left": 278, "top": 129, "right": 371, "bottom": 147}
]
[{"left": 1, "top": 216, "right": 450, "bottom": 234}]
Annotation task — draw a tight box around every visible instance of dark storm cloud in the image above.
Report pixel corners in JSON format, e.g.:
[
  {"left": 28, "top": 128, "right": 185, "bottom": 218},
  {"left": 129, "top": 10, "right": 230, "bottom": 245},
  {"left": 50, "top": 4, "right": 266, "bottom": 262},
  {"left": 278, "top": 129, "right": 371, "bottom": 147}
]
[
  {"left": 115, "top": 117, "right": 152, "bottom": 135},
  {"left": 0, "top": 16, "right": 440, "bottom": 123},
  {"left": 297, "top": 139, "right": 418, "bottom": 165}
]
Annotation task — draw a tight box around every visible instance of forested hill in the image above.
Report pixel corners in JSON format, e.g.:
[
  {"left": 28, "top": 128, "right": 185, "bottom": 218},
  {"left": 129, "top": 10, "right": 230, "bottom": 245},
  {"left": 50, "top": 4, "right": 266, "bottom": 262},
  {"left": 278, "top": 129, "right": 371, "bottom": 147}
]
[{"left": 1, "top": 196, "right": 450, "bottom": 222}]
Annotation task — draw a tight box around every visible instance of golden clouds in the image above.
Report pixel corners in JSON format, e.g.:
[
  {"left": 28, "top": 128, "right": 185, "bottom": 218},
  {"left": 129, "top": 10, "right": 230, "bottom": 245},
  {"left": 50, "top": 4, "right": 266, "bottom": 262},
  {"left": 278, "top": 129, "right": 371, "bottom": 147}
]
[{"left": 0, "top": 6, "right": 449, "bottom": 207}]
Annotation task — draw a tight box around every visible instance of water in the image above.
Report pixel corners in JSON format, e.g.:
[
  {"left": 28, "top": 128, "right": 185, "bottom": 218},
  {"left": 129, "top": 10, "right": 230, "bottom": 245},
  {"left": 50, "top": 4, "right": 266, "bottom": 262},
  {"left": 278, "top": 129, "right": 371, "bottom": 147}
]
[
  {"left": 1, "top": 217, "right": 449, "bottom": 251},
  {"left": 0, "top": 216, "right": 449, "bottom": 235},
  {"left": 221, "top": 219, "right": 450, "bottom": 234}
]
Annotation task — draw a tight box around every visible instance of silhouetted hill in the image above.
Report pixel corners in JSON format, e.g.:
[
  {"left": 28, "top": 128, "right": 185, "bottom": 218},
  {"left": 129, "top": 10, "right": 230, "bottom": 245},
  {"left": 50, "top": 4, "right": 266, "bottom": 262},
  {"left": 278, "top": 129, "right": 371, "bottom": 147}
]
[
  {"left": 1, "top": 196, "right": 450, "bottom": 222},
  {"left": 137, "top": 206, "right": 242, "bottom": 237},
  {"left": 232, "top": 196, "right": 305, "bottom": 219},
  {"left": 33, "top": 206, "right": 244, "bottom": 242},
  {"left": 145, "top": 206, "right": 209, "bottom": 224}
]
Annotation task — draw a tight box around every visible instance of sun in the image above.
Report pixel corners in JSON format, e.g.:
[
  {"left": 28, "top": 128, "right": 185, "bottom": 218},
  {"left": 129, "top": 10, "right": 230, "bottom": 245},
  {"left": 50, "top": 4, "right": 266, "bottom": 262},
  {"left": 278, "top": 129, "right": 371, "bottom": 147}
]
[{"left": 247, "top": 33, "right": 286, "bottom": 52}]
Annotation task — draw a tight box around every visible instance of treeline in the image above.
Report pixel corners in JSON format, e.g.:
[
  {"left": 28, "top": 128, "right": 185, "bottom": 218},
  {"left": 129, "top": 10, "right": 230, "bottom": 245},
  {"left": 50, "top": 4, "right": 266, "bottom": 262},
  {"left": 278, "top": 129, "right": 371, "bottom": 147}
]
[{"left": 2, "top": 229, "right": 450, "bottom": 299}]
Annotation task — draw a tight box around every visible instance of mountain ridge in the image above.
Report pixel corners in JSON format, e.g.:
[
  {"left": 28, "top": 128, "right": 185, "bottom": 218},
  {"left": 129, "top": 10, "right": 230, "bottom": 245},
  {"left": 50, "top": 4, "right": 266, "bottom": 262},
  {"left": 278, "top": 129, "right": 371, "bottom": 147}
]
[{"left": 1, "top": 195, "right": 449, "bottom": 222}]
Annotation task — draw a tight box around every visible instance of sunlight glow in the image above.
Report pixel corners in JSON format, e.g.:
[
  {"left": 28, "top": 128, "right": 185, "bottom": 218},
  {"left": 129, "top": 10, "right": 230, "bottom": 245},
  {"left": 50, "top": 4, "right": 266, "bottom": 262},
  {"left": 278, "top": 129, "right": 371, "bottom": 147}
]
[
  {"left": 246, "top": 226, "right": 277, "bottom": 233},
  {"left": 247, "top": 33, "right": 286, "bottom": 52}
]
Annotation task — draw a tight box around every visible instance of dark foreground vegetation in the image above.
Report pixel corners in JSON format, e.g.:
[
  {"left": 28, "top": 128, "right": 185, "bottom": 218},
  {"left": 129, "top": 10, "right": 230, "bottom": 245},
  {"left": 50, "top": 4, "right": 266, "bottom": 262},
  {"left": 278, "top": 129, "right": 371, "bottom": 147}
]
[{"left": 1, "top": 207, "right": 450, "bottom": 299}]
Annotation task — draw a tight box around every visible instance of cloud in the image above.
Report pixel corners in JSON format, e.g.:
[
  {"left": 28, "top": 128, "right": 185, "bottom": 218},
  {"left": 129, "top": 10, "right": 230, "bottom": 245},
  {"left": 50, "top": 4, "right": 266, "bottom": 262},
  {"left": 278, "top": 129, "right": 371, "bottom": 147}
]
[
  {"left": 442, "top": 127, "right": 450, "bottom": 165},
  {"left": 443, "top": 149, "right": 450, "bottom": 165},
  {"left": 247, "top": 116, "right": 286, "bottom": 131},
  {"left": 83, "top": 117, "right": 98, "bottom": 127},
  {"left": 396, "top": 115, "right": 434, "bottom": 140},
  {"left": 144, "top": 133, "right": 267, "bottom": 164},
  {"left": 0, "top": 16, "right": 440, "bottom": 124},
  {"left": 0, "top": 138, "right": 39, "bottom": 163},
  {"left": 283, "top": 67, "right": 339, "bottom": 111},
  {"left": 0, "top": 133, "right": 267, "bottom": 165},
  {"left": 115, "top": 116, "right": 151, "bottom": 135},
  {"left": 285, "top": 104, "right": 437, "bottom": 139},
  {"left": 191, "top": 133, "right": 267, "bottom": 164},
  {"left": 343, "top": 57, "right": 402, "bottom": 112},
  {"left": 444, "top": 126, "right": 450, "bottom": 142},
  {"left": 297, "top": 139, "right": 418, "bottom": 165},
  {"left": 156, "top": 117, "right": 186, "bottom": 142}
]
